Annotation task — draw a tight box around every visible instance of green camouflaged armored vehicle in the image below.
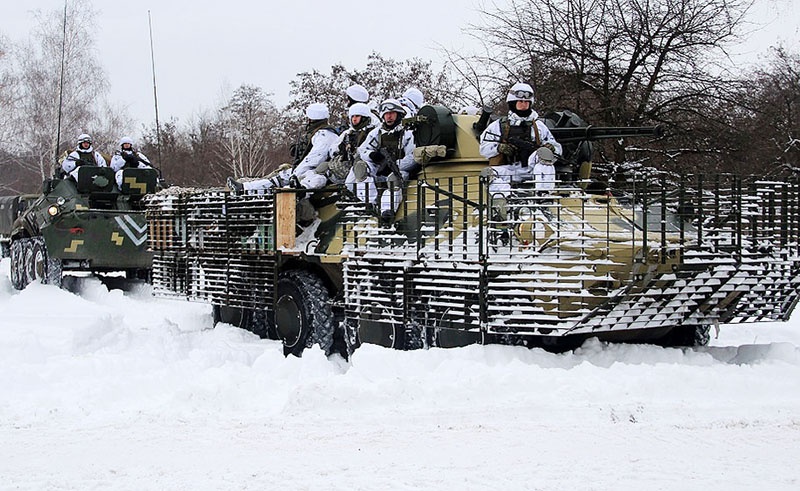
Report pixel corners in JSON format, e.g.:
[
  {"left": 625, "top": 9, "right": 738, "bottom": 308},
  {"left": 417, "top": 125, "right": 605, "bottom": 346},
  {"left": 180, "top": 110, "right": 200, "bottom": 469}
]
[
  {"left": 2, "top": 166, "right": 158, "bottom": 290},
  {"left": 146, "top": 106, "right": 800, "bottom": 359}
]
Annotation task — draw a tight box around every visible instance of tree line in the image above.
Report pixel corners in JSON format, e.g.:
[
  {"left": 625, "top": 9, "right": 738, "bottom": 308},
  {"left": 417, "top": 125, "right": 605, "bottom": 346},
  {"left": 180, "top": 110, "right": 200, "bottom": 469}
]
[{"left": 1, "top": 0, "right": 797, "bottom": 194}]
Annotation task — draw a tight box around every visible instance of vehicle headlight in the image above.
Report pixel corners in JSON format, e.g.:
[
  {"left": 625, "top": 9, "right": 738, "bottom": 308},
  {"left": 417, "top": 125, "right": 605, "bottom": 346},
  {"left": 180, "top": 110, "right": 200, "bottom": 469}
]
[
  {"left": 47, "top": 205, "right": 60, "bottom": 216},
  {"left": 56, "top": 197, "right": 66, "bottom": 206}
]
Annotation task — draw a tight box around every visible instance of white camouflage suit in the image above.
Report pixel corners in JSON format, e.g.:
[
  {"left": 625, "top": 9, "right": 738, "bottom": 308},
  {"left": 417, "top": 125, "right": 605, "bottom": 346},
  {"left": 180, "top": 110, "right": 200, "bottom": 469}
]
[
  {"left": 109, "top": 136, "right": 152, "bottom": 187},
  {"left": 346, "top": 99, "right": 416, "bottom": 214},
  {"left": 62, "top": 134, "right": 107, "bottom": 181},
  {"left": 479, "top": 112, "right": 561, "bottom": 196},
  {"left": 242, "top": 103, "right": 338, "bottom": 192},
  {"left": 479, "top": 83, "right": 562, "bottom": 197}
]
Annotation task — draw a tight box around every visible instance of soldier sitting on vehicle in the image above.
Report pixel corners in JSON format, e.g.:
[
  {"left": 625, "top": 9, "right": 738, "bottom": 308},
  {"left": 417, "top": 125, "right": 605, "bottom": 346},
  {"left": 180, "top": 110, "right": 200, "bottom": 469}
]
[
  {"left": 313, "top": 102, "right": 376, "bottom": 186},
  {"left": 109, "top": 136, "right": 152, "bottom": 188},
  {"left": 479, "top": 83, "right": 562, "bottom": 200},
  {"left": 397, "top": 87, "right": 425, "bottom": 118},
  {"left": 345, "top": 83, "right": 378, "bottom": 127},
  {"left": 345, "top": 83, "right": 370, "bottom": 107},
  {"left": 61, "top": 133, "right": 108, "bottom": 181},
  {"left": 227, "top": 103, "right": 339, "bottom": 194},
  {"left": 347, "top": 99, "right": 418, "bottom": 224}
]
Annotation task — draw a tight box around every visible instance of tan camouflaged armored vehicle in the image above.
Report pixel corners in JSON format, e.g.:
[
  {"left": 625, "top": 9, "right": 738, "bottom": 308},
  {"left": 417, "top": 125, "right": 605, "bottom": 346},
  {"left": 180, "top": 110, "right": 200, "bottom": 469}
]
[{"left": 146, "top": 106, "right": 800, "bottom": 359}]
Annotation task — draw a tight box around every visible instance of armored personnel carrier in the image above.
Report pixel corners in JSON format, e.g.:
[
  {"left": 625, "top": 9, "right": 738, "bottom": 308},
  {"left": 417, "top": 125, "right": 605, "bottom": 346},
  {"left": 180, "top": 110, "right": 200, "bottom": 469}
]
[
  {"left": 146, "top": 107, "right": 800, "bottom": 359},
  {"left": 2, "top": 166, "right": 158, "bottom": 290}
]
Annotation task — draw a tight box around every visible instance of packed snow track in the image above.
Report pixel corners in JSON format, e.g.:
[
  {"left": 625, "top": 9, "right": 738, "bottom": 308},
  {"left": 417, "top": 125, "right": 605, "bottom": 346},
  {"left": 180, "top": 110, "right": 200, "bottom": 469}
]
[{"left": 1, "top": 258, "right": 799, "bottom": 490}]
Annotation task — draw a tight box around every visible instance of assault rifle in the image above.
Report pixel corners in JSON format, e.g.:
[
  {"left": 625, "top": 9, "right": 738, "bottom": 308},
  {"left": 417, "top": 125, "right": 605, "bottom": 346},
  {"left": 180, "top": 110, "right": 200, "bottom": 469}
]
[
  {"left": 64, "top": 155, "right": 96, "bottom": 167},
  {"left": 121, "top": 151, "right": 146, "bottom": 168},
  {"left": 507, "top": 137, "right": 557, "bottom": 166},
  {"left": 371, "top": 148, "right": 402, "bottom": 179}
]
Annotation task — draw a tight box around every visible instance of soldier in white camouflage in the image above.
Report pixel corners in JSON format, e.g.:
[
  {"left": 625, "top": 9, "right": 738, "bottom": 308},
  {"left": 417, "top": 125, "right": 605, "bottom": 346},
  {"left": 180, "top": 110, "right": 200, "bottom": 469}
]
[
  {"left": 61, "top": 134, "right": 108, "bottom": 181},
  {"left": 314, "top": 102, "right": 375, "bottom": 185}
]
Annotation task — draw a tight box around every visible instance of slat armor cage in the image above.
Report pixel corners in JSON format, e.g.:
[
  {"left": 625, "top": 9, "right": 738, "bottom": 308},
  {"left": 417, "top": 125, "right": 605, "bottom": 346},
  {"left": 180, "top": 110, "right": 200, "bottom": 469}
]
[{"left": 146, "top": 173, "right": 800, "bottom": 347}]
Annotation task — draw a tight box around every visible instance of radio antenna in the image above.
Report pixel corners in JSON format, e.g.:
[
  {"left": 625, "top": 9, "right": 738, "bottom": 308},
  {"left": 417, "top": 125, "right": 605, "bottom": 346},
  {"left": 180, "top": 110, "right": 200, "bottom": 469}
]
[
  {"left": 54, "top": 0, "right": 68, "bottom": 174},
  {"left": 148, "top": 10, "right": 163, "bottom": 174}
]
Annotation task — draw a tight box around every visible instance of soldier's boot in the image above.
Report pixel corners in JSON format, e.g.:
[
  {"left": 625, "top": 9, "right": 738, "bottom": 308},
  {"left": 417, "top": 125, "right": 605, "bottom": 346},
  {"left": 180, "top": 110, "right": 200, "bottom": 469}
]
[
  {"left": 380, "top": 209, "right": 395, "bottom": 227},
  {"left": 227, "top": 177, "right": 244, "bottom": 196},
  {"left": 491, "top": 197, "right": 508, "bottom": 222}
]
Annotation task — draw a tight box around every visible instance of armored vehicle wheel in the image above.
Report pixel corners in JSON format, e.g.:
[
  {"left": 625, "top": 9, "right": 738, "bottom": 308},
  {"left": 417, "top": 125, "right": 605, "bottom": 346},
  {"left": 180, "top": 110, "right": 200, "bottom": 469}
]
[
  {"left": 29, "top": 237, "right": 62, "bottom": 288},
  {"left": 274, "top": 270, "right": 335, "bottom": 358},
  {"left": 10, "top": 239, "right": 27, "bottom": 290},
  {"left": 212, "top": 305, "right": 278, "bottom": 340},
  {"left": 9, "top": 237, "right": 62, "bottom": 290},
  {"left": 213, "top": 305, "right": 251, "bottom": 328},
  {"left": 657, "top": 324, "right": 711, "bottom": 348}
]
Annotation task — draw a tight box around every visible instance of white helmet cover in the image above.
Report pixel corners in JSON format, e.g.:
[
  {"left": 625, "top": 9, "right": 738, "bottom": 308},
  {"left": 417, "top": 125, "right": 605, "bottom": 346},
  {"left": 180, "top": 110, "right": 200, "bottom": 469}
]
[
  {"left": 379, "top": 99, "right": 407, "bottom": 119},
  {"left": 348, "top": 102, "right": 373, "bottom": 119},
  {"left": 401, "top": 87, "right": 424, "bottom": 109},
  {"left": 306, "top": 102, "right": 330, "bottom": 120},
  {"left": 346, "top": 84, "right": 370, "bottom": 103},
  {"left": 119, "top": 136, "right": 134, "bottom": 148},
  {"left": 506, "top": 82, "right": 535, "bottom": 103}
]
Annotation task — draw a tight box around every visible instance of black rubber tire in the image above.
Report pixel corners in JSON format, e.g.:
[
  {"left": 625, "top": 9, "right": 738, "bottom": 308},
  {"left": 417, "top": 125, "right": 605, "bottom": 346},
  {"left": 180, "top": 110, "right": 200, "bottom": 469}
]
[
  {"left": 10, "top": 237, "right": 62, "bottom": 290},
  {"left": 29, "top": 237, "right": 62, "bottom": 288},
  {"left": 274, "top": 270, "right": 334, "bottom": 358},
  {"left": 212, "top": 304, "right": 279, "bottom": 340},
  {"left": 658, "top": 324, "right": 711, "bottom": 347},
  {"left": 10, "top": 239, "right": 27, "bottom": 290}
]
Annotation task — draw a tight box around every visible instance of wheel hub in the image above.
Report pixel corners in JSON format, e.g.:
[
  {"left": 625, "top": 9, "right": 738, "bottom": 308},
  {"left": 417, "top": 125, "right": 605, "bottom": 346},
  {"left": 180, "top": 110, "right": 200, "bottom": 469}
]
[{"left": 275, "top": 294, "right": 303, "bottom": 347}]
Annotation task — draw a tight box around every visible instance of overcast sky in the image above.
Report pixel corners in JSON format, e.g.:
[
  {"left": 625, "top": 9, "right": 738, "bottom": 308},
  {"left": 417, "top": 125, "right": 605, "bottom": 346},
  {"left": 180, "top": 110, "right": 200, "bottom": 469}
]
[{"left": 4, "top": 0, "right": 799, "bottom": 132}]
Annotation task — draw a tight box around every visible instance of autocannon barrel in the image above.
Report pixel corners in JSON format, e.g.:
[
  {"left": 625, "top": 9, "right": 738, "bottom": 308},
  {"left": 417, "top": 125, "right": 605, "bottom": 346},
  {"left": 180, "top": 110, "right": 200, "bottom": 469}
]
[{"left": 550, "top": 125, "right": 664, "bottom": 143}]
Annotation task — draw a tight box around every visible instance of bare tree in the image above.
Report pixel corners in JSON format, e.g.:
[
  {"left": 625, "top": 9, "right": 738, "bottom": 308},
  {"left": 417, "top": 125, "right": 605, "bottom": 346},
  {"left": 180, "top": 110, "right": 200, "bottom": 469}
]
[
  {"left": 462, "top": 0, "right": 755, "bottom": 170},
  {"left": 0, "top": 35, "right": 17, "bottom": 146},
  {"left": 731, "top": 47, "right": 800, "bottom": 176},
  {"left": 288, "top": 52, "right": 469, "bottom": 127},
  {"left": 140, "top": 86, "right": 290, "bottom": 187},
  {"left": 218, "top": 84, "right": 287, "bottom": 180},
  {"left": 3, "top": 0, "right": 128, "bottom": 192}
]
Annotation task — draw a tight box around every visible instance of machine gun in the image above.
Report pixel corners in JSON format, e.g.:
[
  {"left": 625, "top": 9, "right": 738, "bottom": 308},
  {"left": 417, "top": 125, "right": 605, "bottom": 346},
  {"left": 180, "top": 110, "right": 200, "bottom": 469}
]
[
  {"left": 475, "top": 106, "right": 663, "bottom": 143},
  {"left": 549, "top": 124, "right": 663, "bottom": 143}
]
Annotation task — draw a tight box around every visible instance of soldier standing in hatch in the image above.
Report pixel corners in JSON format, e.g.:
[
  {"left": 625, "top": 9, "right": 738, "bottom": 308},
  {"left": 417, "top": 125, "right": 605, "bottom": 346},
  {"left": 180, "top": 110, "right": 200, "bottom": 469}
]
[
  {"left": 110, "top": 136, "right": 152, "bottom": 187},
  {"left": 62, "top": 133, "right": 107, "bottom": 181},
  {"left": 479, "top": 82, "right": 562, "bottom": 198}
]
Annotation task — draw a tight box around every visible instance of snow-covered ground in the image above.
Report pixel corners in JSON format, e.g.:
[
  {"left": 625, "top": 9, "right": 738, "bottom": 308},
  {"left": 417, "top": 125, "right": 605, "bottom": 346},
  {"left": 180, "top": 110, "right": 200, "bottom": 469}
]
[{"left": 1, "top": 257, "right": 799, "bottom": 490}]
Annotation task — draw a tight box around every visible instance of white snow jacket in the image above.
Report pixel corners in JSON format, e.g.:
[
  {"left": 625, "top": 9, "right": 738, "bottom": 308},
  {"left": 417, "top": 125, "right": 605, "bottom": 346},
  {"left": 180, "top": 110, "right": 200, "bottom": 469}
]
[
  {"left": 357, "top": 125, "right": 416, "bottom": 179},
  {"left": 293, "top": 128, "right": 339, "bottom": 180},
  {"left": 479, "top": 110, "right": 562, "bottom": 165},
  {"left": 110, "top": 150, "right": 151, "bottom": 172},
  {"left": 62, "top": 149, "right": 107, "bottom": 174}
]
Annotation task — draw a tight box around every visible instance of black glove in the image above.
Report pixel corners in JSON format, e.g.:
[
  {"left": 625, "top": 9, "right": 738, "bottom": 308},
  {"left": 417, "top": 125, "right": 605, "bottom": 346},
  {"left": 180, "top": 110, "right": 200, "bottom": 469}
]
[
  {"left": 498, "top": 143, "right": 517, "bottom": 157},
  {"left": 369, "top": 150, "right": 385, "bottom": 164},
  {"left": 122, "top": 152, "right": 140, "bottom": 167}
]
